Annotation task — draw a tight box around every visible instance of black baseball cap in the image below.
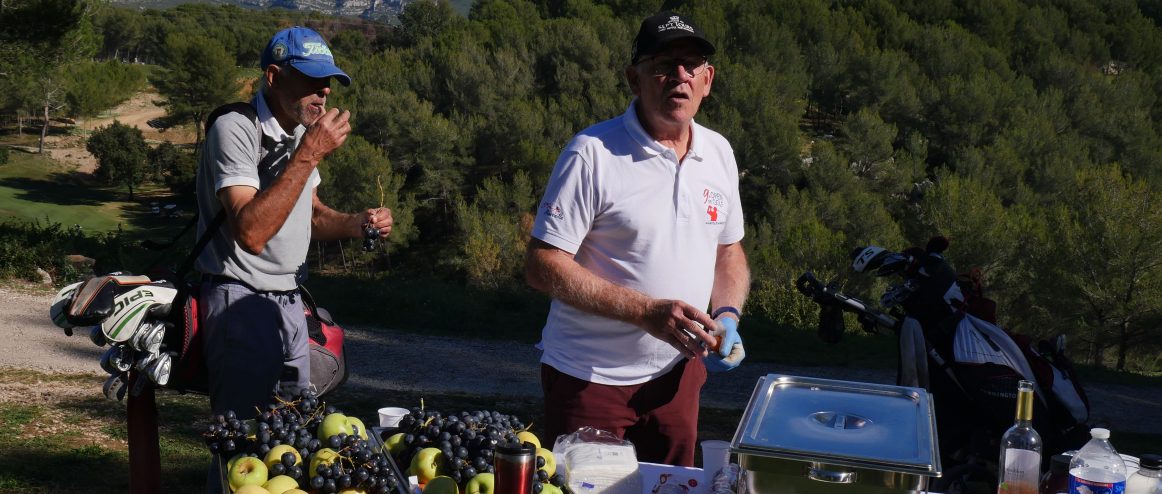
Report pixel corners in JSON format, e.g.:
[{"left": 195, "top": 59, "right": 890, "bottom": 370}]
[{"left": 631, "top": 11, "right": 716, "bottom": 64}]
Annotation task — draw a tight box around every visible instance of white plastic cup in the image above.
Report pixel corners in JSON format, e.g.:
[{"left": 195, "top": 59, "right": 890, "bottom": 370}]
[
  {"left": 378, "top": 407, "right": 410, "bottom": 428},
  {"left": 701, "top": 440, "right": 731, "bottom": 484}
]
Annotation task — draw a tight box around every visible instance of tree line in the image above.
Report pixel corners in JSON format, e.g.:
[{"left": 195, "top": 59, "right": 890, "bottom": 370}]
[{"left": 3, "top": 0, "right": 1162, "bottom": 371}]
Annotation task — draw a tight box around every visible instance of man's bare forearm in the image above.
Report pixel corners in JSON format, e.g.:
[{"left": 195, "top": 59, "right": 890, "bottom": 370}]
[
  {"left": 710, "top": 242, "right": 750, "bottom": 318},
  {"left": 311, "top": 197, "right": 361, "bottom": 241},
  {"left": 525, "top": 239, "right": 652, "bottom": 325},
  {"left": 225, "top": 153, "right": 318, "bottom": 255}
]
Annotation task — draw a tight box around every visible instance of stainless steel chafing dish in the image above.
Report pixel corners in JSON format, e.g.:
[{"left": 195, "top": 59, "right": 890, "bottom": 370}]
[{"left": 729, "top": 374, "right": 942, "bottom": 494}]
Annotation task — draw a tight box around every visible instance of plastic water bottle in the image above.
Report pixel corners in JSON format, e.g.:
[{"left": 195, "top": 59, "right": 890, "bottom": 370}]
[{"left": 1069, "top": 428, "right": 1127, "bottom": 494}]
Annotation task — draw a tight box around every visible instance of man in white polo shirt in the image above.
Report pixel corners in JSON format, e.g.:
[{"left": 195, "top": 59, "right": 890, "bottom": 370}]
[{"left": 526, "top": 11, "right": 749, "bottom": 466}]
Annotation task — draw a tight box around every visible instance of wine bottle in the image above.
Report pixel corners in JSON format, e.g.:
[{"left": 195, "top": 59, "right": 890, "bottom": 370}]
[{"left": 999, "top": 380, "right": 1043, "bottom": 494}]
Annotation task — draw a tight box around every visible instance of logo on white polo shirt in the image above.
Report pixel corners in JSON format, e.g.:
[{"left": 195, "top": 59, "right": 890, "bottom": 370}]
[
  {"left": 702, "top": 187, "right": 727, "bottom": 225},
  {"left": 541, "top": 202, "right": 564, "bottom": 220}
]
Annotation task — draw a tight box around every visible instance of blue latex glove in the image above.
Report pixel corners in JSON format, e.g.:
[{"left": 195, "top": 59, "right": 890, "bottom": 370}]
[{"left": 703, "top": 317, "right": 745, "bottom": 373}]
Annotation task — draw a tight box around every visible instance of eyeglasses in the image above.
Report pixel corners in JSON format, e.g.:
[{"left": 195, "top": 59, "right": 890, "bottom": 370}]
[{"left": 640, "top": 56, "right": 709, "bottom": 78}]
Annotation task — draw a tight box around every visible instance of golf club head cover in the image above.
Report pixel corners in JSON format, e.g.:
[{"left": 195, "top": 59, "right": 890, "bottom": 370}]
[
  {"left": 99, "top": 284, "right": 178, "bottom": 344},
  {"left": 66, "top": 274, "right": 153, "bottom": 326},
  {"left": 49, "top": 281, "right": 83, "bottom": 331},
  {"left": 703, "top": 318, "right": 745, "bottom": 373}
]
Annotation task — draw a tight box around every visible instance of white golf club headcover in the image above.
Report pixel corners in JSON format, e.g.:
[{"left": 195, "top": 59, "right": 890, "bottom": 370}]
[
  {"left": 100, "top": 285, "right": 177, "bottom": 343},
  {"left": 49, "top": 281, "right": 84, "bottom": 330}
]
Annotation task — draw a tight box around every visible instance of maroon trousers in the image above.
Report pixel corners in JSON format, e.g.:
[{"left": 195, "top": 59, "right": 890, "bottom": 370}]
[{"left": 540, "top": 358, "right": 707, "bottom": 466}]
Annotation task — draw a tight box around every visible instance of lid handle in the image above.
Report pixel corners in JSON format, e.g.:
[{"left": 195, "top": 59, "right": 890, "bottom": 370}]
[{"left": 808, "top": 467, "right": 858, "bottom": 484}]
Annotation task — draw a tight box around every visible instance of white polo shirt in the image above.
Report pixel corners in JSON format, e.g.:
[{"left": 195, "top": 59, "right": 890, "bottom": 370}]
[{"left": 532, "top": 100, "right": 745, "bottom": 385}]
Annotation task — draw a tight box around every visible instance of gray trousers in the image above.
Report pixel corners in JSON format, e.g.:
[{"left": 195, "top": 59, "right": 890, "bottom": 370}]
[{"left": 201, "top": 278, "right": 308, "bottom": 493}]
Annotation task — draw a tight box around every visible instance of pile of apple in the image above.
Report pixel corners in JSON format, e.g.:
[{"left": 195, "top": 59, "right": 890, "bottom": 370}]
[
  {"left": 205, "top": 389, "right": 404, "bottom": 494},
  {"left": 382, "top": 408, "right": 568, "bottom": 494}
]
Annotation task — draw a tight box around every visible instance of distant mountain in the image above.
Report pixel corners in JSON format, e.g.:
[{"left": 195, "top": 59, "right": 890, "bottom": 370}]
[{"left": 107, "top": 0, "right": 471, "bottom": 21}]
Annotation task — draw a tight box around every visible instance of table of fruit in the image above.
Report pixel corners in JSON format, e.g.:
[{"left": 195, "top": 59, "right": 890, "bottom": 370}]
[{"left": 208, "top": 389, "right": 584, "bottom": 494}]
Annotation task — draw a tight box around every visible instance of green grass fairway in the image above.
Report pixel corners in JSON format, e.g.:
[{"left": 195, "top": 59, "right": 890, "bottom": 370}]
[{"left": 0, "top": 150, "right": 187, "bottom": 236}]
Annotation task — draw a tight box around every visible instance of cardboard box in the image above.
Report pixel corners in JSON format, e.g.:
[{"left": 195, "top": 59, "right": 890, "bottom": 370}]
[{"left": 637, "top": 462, "right": 708, "bottom": 494}]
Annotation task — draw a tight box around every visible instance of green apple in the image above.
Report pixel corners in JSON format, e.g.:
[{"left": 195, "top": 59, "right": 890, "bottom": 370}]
[
  {"left": 383, "top": 432, "right": 408, "bottom": 457},
  {"left": 536, "top": 447, "right": 556, "bottom": 477},
  {"left": 264, "top": 444, "right": 301, "bottom": 469},
  {"left": 284, "top": 490, "right": 309, "bottom": 494},
  {"left": 227, "top": 453, "right": 253, "bottom": 472},
  {"left": 516, "top": 431, "right": 541, "bottom": 449},
  {"left": 464, "top": 472, "right": 495, "bottom": 494},
  {"left": 263, "top": 474, "right": 299, "bottom": 494},
  {"left": 309, "top": 448, "right": 341, "bottom": 477},
  {"left": 542, "top": 484, "right": 563, "bottom": 494},
  {"left": 228, "top": 455, "right": 269, "bottom": 491},
  {"left": 348, "top": 416, "right": 369, "bottom": 439},
  {"left": 318, "top": 412, "right": 355, "bottom": 439},
  {"left": 424, "top": 475, "right": 459, "bottom": 494},
  {"left": 409, "top": 447, "right": 446, "bottom": 484},
  {"left": 338, "top": 489, "right": 369, "bottom": 494},
  {"left": 234, "top": 485, "right": 272, "bottom": 494}
]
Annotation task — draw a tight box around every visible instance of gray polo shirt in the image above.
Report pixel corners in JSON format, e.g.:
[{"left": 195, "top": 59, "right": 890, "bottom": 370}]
[{"left": 194, "top": 93, "right": 321, "bottom": 292}]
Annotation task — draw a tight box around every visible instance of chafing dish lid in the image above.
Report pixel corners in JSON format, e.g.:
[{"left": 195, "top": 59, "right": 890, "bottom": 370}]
[{"left": 731, "top": 374, "right": 940, "bottom": 475}]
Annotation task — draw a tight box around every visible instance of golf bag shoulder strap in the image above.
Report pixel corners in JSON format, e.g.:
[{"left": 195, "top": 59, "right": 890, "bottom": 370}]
[
  {"left": 175, "top": 102, "right": 261, "bottom": 285},
  {"left": 205, "top": 101, "right": 258, "bottom": 135}
]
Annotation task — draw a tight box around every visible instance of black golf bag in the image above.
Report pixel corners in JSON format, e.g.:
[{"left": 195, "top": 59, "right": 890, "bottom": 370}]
[{"left": 798, "top": 237, "right": 1091, "bottom": 472}]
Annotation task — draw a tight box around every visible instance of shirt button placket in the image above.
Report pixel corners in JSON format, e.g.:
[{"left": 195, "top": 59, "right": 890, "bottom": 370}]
[{"left": 673, "top": 151, "right": 691, "bottom": 223}]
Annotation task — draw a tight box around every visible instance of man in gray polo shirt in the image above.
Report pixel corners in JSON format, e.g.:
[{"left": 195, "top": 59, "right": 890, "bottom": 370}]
[{"left": 195, "top": 26, "right": 392, "bottom": 424}]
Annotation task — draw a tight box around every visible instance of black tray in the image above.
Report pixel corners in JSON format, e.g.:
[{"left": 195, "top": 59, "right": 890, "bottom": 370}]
[{"left": 369, "top": 426, "right": 415, "bottom": 494}]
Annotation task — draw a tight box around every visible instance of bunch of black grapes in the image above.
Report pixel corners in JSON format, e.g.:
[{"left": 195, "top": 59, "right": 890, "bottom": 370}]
[
  {"left": 393, "top": 409, "right": 521, "bottom": 484},
  {"left": 391, "top": 408, "right": 567, "bottom": 492},
  {"left": 202, "top": 388, "right": 404, "bottom": 493},
  {"left": 306, "top": 432, "right": 404, "bottom": 494}
]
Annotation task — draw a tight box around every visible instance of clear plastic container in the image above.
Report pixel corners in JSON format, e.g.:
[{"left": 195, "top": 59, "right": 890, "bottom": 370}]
[
  {"left": 1069, "top": 428, "right": 1128, "bottom": 494},
  {"left": 1127, "top": 455, "right": 1162, "bottom": 494}
]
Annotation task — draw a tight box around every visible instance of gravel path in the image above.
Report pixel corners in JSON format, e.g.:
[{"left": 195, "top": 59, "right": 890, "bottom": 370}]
[{"left": 3, "top": 286, "right": 1159, "bottom": 435}]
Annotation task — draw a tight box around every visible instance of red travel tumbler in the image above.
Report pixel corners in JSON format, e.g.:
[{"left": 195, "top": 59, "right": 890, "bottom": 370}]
[{"left": 495, "top": 442, "right": 536, "bottom": 494}]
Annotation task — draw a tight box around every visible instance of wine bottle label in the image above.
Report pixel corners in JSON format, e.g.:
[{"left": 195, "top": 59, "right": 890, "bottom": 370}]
[{"left": 1000, "top": 449, "right": 1041, "bottom": 494}]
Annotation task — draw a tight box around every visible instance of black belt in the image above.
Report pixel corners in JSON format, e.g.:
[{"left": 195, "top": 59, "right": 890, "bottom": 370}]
[{"left": 201, "top": 274, "right": 299, "bottom": 296}]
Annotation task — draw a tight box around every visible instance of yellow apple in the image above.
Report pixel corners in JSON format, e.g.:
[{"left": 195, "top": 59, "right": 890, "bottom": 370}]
[
  {"left": 382, "top": 432, "right": 408, "bottom": 457},
  {"left": 309, "top": 448, "right": 341, "bottom": 477},
  {"left": 348, "top": 416, "right": 369, "bottom": 439},
  {"left": 541, "top": 484, "right": 563, "bottom": 494},
  {"left": 234, "top": 485, "right": 272, "bottom": 494},
  {"left": 516, "top": 431, "right": 541, "bottom": 449},
  {"left": 409, "top": 447, "right": 446, "bottom": 484},
  {"left": 465, "top": 472, "right": 495, "bottom": 494},
  {"left": 536, "top": 447, "right": 556, "bottom": 477},
  {"left": 424, "top": 475, "right": 459, "bottom": 494},
  {"left": 318, "top": 412, "right": 354, "bottom": 440},
  {"left": 284, "top": 490, "right": 310, "bottom": 494},
  {"left": 263, "top": 474, "right": 299, "bottom": 494},
  {"left": 264, "top": 444, "right": 302, "bottom": 469},
  {"left": 229, "top": 455, "right": 269, "bottom": 491}
]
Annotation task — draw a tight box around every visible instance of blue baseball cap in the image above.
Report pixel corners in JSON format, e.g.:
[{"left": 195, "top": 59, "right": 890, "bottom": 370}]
[{"left": 261, "top": 26, "right": 351, "bottom": 86}]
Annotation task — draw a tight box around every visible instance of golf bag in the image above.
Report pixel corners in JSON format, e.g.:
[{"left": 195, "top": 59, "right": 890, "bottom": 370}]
[{"left": 798, "top": 237, "right": 1090, "bottom": 466}]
